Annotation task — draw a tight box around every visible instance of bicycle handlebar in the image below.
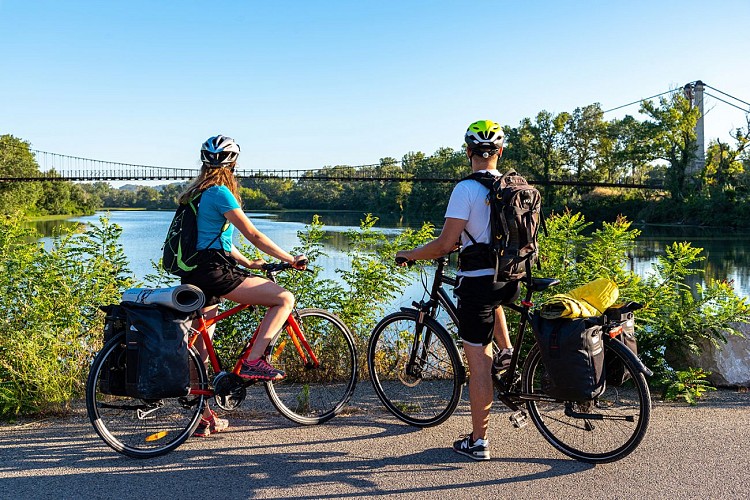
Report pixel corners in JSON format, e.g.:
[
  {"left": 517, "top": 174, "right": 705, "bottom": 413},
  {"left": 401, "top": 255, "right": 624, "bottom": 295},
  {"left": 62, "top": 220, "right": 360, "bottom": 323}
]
[
  {"left": 395, "top": 256, "right": 415, "bottom": 267},
  {"left": 260, "top": 260, "right": 311, "bottom": 274}
]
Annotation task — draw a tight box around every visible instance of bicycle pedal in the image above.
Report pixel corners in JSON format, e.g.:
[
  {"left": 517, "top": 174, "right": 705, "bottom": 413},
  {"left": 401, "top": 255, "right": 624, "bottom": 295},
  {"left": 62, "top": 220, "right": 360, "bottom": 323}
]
[{"left": 509, "top": 410, "right": 528, "bottom": 429}]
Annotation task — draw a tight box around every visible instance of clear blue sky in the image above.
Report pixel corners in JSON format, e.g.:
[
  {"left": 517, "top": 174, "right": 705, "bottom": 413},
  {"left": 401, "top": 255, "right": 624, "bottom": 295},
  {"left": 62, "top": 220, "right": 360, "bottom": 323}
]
[{"left": 2, "top": 0, "right": 749, "bottom": 172}]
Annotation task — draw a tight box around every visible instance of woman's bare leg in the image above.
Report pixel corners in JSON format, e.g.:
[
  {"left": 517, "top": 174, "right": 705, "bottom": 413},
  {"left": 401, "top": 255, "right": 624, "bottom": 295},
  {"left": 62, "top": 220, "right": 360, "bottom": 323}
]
[{"left": 222, "top": 275, "right": 295, "bottom": 360}]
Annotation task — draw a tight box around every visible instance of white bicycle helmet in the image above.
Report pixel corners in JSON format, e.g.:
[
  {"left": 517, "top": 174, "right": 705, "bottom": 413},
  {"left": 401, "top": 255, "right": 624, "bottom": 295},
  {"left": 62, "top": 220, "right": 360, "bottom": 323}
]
[{"left": 200, "top": 135, "right": 240, "bottom": 167}]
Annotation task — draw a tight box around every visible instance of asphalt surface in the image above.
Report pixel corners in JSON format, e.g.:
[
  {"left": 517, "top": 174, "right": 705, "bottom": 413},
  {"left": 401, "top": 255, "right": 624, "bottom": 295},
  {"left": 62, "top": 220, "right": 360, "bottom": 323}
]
[{"left": 1, "top": 385, "right": 748, "bottom": 500}]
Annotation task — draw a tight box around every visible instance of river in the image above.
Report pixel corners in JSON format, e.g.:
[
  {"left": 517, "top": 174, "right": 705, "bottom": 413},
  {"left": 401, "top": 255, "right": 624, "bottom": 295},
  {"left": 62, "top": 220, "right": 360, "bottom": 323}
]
[{"left": 35, "top": 210, "right": 750, "bottom": 300}]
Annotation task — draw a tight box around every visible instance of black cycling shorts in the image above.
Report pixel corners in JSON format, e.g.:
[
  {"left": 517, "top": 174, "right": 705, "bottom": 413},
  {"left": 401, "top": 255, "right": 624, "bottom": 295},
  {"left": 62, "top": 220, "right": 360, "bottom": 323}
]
[
  {"left": 453, "top": 275, "right": 520, "bottom": 346},
  {"left": 181, "top": 250, "right": 247, "bottom": 306}
]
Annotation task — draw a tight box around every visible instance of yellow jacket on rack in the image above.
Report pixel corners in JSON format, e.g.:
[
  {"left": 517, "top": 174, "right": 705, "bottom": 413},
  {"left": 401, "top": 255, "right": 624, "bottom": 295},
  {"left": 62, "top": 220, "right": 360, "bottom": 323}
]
[{"left": 539, "top": 278, "right": 619, "bottom": 319}]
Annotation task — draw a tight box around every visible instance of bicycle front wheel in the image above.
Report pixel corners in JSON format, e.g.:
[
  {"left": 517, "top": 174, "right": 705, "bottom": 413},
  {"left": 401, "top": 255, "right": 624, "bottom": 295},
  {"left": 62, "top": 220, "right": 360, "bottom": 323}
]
[
  {"left": 265, "top": 308, "right": 357, "bottom": 425},
  {"left": 522, "top": 338, "right": 651, "bottom": 463},
  {"left": 367, "top": 311, "right": 464, "bottom": 427},
  {"left": 86, "top": 332, "right": 208, "bottom": 458}
]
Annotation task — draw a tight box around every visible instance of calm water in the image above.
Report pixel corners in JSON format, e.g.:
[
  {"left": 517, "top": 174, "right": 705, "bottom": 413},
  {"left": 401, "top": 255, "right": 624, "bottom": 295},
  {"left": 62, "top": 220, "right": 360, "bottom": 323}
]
[{"left": 36, "top": 210, "right": 750, "bottom": 300}]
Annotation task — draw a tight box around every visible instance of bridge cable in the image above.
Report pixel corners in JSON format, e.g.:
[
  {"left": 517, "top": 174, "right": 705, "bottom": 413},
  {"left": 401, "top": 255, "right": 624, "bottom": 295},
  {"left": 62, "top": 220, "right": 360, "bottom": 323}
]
[
  {"left": 704, "top": 92, "right": 750, "bottom": 113},
  {"left": 602, "top": 89, "right": 676, "bottom": 114},
  {"left": 703, "top": 84, "right": 750, "bottom": 108}
]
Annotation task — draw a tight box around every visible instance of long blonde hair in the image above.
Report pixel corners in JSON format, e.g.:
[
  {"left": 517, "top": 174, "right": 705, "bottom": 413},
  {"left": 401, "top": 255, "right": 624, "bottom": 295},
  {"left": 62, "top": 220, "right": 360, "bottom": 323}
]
[{"left": 179, "top": 163, "right": 241, "bottom": 205}]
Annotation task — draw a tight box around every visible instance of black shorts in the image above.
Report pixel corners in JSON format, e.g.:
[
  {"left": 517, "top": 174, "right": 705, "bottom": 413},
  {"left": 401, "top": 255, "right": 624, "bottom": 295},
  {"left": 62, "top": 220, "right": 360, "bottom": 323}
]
[
  {"left": 453, "top": 275, "right": 520, "bottom": 346},
  {"left": 181, "top": 250, "right": 247, "bottom": 306}
]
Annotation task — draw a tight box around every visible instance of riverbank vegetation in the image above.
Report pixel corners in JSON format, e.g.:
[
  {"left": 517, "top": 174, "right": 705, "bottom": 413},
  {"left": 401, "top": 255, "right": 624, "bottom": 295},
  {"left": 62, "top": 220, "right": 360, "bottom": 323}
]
[
  {"left": 1, "top": 210, "right": 748, "bottom": 419},
  {"left": 2, "top": 91, "right": 749, "bottom": 226}
]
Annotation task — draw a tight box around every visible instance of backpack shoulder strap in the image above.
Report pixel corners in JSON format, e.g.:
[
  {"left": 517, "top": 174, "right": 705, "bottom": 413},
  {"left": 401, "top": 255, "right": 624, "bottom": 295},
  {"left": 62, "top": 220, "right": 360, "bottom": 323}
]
[
  {"left": 191, "top": 189, "right": 226, "bottom": 251},
  {"left": 458, "top": 172, "right": 502, "bottom": 246},
  {"left": 461, "top": 171, "right": 496, "bottom": 190}
]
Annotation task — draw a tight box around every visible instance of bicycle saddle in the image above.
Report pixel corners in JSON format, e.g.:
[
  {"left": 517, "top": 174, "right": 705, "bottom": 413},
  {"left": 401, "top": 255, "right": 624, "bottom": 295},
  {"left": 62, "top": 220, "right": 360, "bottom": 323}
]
[{"left": 528, "top": 278, "right": 561, "bottom": 292}]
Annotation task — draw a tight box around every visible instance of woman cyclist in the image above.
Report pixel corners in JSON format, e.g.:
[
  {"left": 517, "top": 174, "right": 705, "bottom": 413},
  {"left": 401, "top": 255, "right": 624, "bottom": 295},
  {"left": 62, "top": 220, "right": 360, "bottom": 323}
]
[{"left": 180, "top": 134, "right": 308, "bottom": 437}]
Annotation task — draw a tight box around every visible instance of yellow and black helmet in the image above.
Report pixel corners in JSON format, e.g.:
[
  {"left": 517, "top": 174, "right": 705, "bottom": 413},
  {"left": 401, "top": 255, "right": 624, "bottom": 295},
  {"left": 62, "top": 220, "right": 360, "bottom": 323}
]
[{"left": 464, "top": 120, "right": 505, "bottom": 156}]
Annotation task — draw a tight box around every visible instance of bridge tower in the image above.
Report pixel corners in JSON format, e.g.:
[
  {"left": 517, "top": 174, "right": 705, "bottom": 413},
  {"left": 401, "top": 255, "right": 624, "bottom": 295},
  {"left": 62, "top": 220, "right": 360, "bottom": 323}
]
[{"left": 683, "top": 80, "right": 705, "bottom": 175}]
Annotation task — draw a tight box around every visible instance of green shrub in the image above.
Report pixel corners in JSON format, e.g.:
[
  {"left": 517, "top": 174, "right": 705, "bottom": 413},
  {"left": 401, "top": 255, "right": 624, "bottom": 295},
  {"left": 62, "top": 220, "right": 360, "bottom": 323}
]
[
  {"left": 535, "top": 211, "right": 750, "bottom": 379},
  {"left": 662, "top": 368, "right": 716, "bottom": 405},
  {"left": 0, "top": 214, "right": 132, "bottom": 418}
]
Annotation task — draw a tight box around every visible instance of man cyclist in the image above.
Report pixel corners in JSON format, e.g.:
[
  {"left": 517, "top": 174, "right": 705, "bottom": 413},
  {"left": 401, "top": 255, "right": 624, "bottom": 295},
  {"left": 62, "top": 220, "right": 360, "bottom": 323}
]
[{"left": 396, "top": 120, "right": 519, "bottom": 461}]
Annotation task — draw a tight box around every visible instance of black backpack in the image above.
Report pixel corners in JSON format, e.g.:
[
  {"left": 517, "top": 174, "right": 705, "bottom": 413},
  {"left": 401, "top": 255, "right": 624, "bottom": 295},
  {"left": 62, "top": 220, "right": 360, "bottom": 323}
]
[
  {"left": 161, "top": 191, "right": 224, "bottom": 277},
  {"left": 458, "top": 170, "right": 543, "bottom": 281},
  {"left": 531, "top": 315, "right": 606, "bottom": 401}
]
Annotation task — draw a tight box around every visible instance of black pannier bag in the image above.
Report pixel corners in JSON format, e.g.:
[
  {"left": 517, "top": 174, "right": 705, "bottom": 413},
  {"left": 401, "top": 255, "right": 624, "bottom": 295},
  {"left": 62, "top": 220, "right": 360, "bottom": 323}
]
[
  {"left": 603, "top": 304, "right": 638, "bottom": 386},
  {"left": 121, "top": 301, "right": 192, "bottom": 400},
  {"left": 531, "top": 314, "right": 606, "bottom": 401},
  {"left": 98, "top": 304, "right": 129, "bottom": 396}
]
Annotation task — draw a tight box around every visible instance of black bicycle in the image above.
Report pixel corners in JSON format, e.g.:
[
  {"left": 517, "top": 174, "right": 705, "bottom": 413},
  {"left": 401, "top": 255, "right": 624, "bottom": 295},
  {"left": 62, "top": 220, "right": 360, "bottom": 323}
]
[{"left": 367, "top": 255, "right": 652, "bottom": 463}]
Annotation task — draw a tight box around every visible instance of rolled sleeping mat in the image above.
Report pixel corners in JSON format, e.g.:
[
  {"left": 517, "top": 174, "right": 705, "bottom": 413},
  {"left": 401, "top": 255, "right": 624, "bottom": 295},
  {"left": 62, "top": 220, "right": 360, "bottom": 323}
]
[{"left": 121, "top": 284, "right": 206, "bottom": 312}]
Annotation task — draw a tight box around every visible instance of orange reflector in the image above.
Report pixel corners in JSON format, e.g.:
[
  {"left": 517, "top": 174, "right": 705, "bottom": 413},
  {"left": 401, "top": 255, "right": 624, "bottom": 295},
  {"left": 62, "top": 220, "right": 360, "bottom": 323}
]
[
  {"left": 608, "top": 326, "right": 623, "bottom": 339},
  {"left": 273, "top": 339, "right": 288, "bottom": 358},
  {"left": 145, "top": 431, "right": 168, "bottom": 442}
]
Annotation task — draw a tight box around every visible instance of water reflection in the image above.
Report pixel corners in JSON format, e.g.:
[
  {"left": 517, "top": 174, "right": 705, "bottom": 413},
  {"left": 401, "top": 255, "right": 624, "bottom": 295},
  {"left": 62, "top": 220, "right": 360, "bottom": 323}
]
[{"left": 632, "top": 225, "right": 750, "bottom": 296}]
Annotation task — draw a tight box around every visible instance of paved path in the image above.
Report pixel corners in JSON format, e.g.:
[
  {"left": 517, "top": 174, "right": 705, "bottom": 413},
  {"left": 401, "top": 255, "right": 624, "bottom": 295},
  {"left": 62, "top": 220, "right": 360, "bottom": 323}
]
[{"left": 1, "top": 386, "right": 748, "bottom": 499}]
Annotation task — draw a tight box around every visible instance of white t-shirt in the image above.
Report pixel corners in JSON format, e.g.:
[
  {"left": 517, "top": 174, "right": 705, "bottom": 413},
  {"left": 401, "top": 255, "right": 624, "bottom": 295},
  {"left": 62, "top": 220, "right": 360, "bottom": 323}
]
[{"left": 444, "top": 169, "right": 499, "bottom": 277}]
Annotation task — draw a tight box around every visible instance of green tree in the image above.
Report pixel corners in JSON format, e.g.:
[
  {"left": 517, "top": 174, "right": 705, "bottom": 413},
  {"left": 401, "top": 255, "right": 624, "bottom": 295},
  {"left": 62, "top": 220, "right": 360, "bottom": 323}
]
[
  {"left": 134, "top": 186, "right": 161, "bottom": 209},
  {"left": 703, "top": 120, "right": 749, "bottom": 199},
  {"left": 504, "top": 111, "right": 569, "bottom": 207},
  {"left": 405, "top": 148, "right": 467, "bottom": 220},
  {"left": 0, "top": 135, "right": 42, "bottom": 215},
  {"left": 562, "top": 104, "right": 606, "bottom": 183},
  {"left": 605, "top": 115, "right": 653, "bottom": 184},
  {"left": 640, "top": 92, "right": 701, "bottom": 202}
]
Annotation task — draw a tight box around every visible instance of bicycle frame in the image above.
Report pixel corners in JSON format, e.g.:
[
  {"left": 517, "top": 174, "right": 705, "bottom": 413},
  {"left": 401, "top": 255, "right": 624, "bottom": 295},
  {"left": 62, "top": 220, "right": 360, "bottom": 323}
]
[
  {"left": 406, "top": 256, "right": 558, "bottom": 410},
  {"left": 186, "top": 298, "right": 320, "bottom": 397}
]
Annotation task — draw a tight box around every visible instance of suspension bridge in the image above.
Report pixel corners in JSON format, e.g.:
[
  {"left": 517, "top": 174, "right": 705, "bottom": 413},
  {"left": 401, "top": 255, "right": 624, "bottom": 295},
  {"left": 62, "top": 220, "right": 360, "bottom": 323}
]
[
  {"left": 0, "top": 148, "right": 662, "bottom": 189},
  {"left": 4, "top": 80, "right": 746, "bottom": 190}
]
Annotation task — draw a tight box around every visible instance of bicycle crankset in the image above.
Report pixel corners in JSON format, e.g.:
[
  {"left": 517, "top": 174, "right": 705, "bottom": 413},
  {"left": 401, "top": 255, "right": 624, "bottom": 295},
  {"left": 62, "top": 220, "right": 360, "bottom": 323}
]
[{"left": 213, "top": 371, "right": 247, "bottom": 411}]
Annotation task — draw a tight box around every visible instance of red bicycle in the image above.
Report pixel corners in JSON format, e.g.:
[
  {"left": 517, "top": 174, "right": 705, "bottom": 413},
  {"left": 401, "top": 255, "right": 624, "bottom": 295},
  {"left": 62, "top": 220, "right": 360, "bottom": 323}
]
[{"left": 86, "top": 262, "right": 358, "bottom": 458}]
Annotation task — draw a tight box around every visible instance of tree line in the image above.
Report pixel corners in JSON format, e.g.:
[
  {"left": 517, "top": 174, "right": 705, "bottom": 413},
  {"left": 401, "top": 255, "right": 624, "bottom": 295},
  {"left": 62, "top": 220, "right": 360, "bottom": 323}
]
[{"left": 2, "top": 90, "right": 748, "bottom": 226}]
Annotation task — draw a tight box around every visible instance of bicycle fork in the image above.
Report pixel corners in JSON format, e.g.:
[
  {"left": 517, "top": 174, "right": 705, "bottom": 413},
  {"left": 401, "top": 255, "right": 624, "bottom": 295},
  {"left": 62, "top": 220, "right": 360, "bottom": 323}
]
[{"left": 405, "top": 309, "right": 431, "bottom": 378}]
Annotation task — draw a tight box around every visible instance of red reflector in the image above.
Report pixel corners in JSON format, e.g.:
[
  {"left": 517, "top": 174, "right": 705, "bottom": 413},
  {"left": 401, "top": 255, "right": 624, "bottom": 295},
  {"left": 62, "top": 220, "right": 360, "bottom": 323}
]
[{"left": 609, "top": 326, "right": 623, "bottom": 338}]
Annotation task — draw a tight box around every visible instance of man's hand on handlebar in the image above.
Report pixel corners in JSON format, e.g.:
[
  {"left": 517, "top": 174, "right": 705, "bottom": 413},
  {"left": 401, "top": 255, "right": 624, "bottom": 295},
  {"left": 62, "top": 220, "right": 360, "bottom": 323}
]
[{"left": 395, "top": 250, "right": 415, "bottom": 267}]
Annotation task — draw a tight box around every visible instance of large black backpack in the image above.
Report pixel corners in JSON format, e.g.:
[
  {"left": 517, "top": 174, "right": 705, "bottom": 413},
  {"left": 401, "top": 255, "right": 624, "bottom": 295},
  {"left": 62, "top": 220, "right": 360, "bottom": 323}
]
[
  {"left": 161, "top": 191, "right": 224, "bottom": 277},
  {"left": 458, "top": 170, "right": 543, "bottom": 281}
]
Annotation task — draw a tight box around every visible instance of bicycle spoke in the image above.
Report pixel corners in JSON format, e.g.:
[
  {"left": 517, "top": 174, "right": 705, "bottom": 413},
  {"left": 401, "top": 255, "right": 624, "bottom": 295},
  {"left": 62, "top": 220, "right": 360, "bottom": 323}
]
[
  {"left": 368, "top": 312, "right": 463, "bottom": 427},
  {"left": 266, "top": 309, "right": 357, "bottom": 425},
  {"left": 522, "top": 342, "right": 651, "bottom": 463}
]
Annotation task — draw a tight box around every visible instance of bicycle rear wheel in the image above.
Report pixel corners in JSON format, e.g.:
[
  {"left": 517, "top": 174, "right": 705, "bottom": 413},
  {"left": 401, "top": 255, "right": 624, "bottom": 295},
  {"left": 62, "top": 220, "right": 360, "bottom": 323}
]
[
  {"left": 86, "top": 332, "right": 207, "bottom": 458},
  {"left": 522, "top": 338, "right": 651, "bottom": 463},
  {"left": 367, "top": 311, "right": 464, "bottom": 427},
  {"left": 265, "top": 308, "right": 357, "bottom": 425}
]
